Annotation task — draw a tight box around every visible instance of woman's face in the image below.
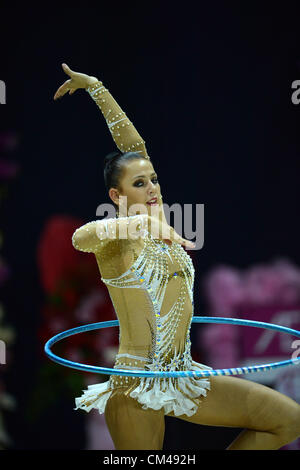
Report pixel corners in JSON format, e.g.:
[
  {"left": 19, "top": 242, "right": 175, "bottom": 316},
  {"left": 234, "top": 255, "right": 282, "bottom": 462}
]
[{"left": 109, "top": 158, "right": 163, "bottom": 217}]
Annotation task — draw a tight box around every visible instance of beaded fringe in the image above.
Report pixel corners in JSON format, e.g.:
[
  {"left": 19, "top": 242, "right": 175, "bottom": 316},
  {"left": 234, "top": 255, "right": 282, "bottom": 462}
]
[{"left": 74, "top": 360, "right": 211, "bottom": 417}]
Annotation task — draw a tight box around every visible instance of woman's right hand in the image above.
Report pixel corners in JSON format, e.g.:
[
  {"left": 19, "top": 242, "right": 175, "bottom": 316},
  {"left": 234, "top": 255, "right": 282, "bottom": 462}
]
[
  {"left": 148, "top": 215, "right": 195, "bottom": 249},
  {"left": 53, "top": 63, "right": 99, "bottom": 100}
]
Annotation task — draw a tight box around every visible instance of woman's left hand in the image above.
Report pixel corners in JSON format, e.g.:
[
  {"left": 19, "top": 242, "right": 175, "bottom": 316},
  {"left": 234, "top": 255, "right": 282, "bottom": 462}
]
[{"left": 53, "top": 63, "right": 99, "bottom": 100}]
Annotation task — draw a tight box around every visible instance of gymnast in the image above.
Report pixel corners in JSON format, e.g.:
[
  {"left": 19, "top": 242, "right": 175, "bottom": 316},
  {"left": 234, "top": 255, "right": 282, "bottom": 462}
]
[{"left": 53, "top": 63, "right": 300, "bottom": 450}]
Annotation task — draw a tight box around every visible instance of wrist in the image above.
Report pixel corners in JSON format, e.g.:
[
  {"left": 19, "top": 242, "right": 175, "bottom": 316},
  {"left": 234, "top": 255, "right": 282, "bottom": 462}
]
[{"left": 85, "top": 76, "right": 101, "bottom": 88}]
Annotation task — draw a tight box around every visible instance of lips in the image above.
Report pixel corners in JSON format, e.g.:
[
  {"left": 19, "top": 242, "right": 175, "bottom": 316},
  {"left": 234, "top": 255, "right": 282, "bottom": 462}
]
[{"left": 147, "top": 197, "right": 158, "bottom": 205}]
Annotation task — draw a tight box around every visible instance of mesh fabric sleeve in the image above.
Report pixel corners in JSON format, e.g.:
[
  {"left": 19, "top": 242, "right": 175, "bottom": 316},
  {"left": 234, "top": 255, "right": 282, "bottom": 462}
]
[
  {"left": 86, "top": 80, "right": 150, "bottom": 159},
  {"left": 72, "top": 214, "right": 148, "bottom": 254}
]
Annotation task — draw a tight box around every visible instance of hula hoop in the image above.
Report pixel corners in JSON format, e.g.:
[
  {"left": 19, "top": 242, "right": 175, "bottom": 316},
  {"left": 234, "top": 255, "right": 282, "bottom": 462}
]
[{"left": 44, "top": 316, "right": 300, "bottom": 378}]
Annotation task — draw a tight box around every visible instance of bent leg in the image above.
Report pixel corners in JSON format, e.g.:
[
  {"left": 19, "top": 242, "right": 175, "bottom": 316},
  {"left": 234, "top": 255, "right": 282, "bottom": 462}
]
[
  {"left": 166, "top": 376, "right": 300, "bottom": 449},
  {"left": 105, "top": 388, "right": 165, "bottom": 450}
]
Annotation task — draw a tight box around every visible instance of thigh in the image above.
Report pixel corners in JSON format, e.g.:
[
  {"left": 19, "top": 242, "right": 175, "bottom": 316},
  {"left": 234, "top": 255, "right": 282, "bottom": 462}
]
[
  {"left": 166, "top": 376, "right": 299, "bottom": 431},
  {"left": 105, "top": 388, "right": 165, "bottom": 450}
]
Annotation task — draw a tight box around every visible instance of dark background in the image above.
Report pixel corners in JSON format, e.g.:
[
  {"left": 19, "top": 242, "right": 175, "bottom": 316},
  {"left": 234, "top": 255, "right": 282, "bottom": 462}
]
[{"left": 1, "top": 2, "right": 300, "bottom": 451}]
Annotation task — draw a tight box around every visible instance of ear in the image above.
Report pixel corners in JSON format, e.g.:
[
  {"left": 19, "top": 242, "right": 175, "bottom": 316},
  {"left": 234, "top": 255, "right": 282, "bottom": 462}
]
[{"left": 108, "top": 187, "right": 119, "bottom": 206}]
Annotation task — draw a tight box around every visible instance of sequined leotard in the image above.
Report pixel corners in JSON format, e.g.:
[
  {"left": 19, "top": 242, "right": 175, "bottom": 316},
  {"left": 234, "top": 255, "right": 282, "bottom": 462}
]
[{"left": 72, "top": 81, "right": 211, "bottom": 417}]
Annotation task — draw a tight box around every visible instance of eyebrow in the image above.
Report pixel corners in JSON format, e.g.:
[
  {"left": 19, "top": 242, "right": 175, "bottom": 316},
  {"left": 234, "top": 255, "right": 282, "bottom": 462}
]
[{"left": 131, "top": 172, "right": 157, "bottom": 180}]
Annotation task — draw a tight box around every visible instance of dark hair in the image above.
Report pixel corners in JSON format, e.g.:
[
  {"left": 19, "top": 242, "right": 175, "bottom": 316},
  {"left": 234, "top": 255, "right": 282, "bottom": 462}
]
[{"left": 103, "top": 150, "right": 150, "bottom": 212}]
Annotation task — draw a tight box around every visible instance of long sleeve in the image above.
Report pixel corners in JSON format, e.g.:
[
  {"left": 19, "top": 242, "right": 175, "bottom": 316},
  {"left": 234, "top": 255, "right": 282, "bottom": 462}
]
[
  {"left": 72, "top": 214, "right": 148, "bottom": 254},
  {"left": 86, "top": 81, "right": 150, "bottom": 159}
]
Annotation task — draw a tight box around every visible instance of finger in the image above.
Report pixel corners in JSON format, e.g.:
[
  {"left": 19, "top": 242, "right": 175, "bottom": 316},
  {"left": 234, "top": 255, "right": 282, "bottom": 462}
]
[
  {"left": 69, "top": 88, "right": 76, "bottom": 95},
  {"left": 184, "top": 240, "right": 196, "bottom": 249},
  {"left": 54, "top": 79, "right": 72, "bottom": 99},
  {"left": 62, "top": 63, "right": 74, "bottom": 76}
]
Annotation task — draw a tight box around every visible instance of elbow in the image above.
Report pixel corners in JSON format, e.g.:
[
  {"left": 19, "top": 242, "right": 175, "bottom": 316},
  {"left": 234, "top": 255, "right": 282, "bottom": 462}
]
[
  {"left": 72, "top": 230, "right": 81, "bottom": 250},
  {"left": 72, "top": 229, "right": 87, "bottom": 251},
  {"left": 71, "top": 223, "right": 100, "bottom": 253}
]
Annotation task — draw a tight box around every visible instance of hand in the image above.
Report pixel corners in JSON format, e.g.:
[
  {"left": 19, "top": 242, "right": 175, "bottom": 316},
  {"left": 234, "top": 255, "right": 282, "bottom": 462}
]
[
  {"left": 53, "top": 63, "right": 99, "bottom": 100},
  {"left": 148, "top": 216, "right": 195, "bottom": 249}
]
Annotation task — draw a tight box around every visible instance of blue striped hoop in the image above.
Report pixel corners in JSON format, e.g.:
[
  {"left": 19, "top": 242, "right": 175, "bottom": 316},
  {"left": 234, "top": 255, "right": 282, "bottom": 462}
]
[{"left": 44, "top": 316, "right": 300, "bottom": 378}]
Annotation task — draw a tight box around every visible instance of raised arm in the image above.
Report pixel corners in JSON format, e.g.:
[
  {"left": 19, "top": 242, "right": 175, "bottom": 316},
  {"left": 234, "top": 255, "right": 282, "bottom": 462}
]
[
  {"left": 54, "top": 63, "right": 150, "bottom": 159},
  {"left": 86, "top": 80, "right": 149, "bottom": 159}
]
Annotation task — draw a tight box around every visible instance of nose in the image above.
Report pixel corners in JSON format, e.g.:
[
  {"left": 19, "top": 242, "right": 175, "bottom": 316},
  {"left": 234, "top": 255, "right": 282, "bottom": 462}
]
[{"left": 147, "top": 181, "right": 156, "bottom": 195}]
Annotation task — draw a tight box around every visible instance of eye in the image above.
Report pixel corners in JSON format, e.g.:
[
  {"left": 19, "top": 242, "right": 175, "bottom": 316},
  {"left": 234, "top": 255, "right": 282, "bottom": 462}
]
[{"left": 133, "top": 177, "right": 158, "bottom": 187}]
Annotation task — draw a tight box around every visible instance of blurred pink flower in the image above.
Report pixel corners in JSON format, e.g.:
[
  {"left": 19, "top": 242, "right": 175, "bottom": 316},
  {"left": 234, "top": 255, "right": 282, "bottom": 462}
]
[
  {"left": 243, "top": 258, "right": 300, "bottom": 307},
  {"left": 202, "top": 266, "right": 245, "bottom": 315},
  {"left": 243, "top": 264, "right": 282, "bottom": 306},
  {"left": 201, "top": 258, "right": 300, "bottom": 372},
  {"left": 272, "top": 258, "right": 300, "bottom": 305},
  {"left": 199, "top": 322, "right": 240, "bottom": 369}
]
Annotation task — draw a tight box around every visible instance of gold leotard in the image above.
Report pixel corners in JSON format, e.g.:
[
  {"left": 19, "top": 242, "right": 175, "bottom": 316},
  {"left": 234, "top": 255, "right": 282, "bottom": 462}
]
[{"left": 72, "top": 81, "right": 211, "bottom": 418}]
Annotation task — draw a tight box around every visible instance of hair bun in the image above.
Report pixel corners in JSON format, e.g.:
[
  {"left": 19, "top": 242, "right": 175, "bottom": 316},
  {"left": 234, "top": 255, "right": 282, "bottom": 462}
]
[{"left": 103, "top": 150, "right": 123, "bottom": 169}]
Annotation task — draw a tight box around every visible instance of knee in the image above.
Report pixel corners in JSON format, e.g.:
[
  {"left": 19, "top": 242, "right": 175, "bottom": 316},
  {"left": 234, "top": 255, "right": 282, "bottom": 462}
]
[{"left": 275, "top": 404, "right": 300, "bottom": 445}]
